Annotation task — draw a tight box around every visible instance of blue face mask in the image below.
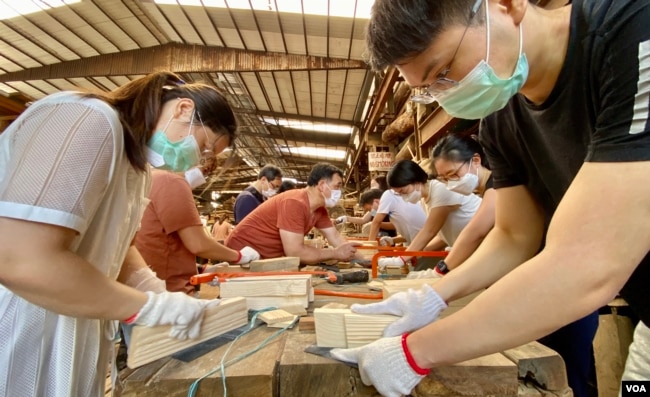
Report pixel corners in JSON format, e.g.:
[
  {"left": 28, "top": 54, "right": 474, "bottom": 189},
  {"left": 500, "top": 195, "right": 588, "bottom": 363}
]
[
  {"left": 435, "top": 4, "right": 528, "bottom": 120},
  {"left": 370, "top": 209, "right": 377, "bottom": 217},
  {"left": 146, "top": 111, "right": 203, "bottom": 172}
]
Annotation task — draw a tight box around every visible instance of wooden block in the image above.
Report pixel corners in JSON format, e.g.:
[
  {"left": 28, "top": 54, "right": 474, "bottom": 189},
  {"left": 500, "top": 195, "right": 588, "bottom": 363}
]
[
  {"left": 246, "top": 296, "right": 309, "bottom": 310},
  {"left": 314, "top": 308, "right": 349, "bottom": 348},
  {"left": 267, "top": 316, "right": 299, "bottom": 328},
  {"left": 220, "top": 275, "right": 311, "bottom": 298},
  {"left": 414, "top": 352, "right": 519, "bottom": 396},
  {"left": 321, "top": 302, "right": 349, "bottom": 309},
  {"left": 343, "top": 312, "right": 398, "bottom": 348},
  {"left": 314, "top": 308, "right": 398, "bottom": 348},
  {"left": 503, "top": 341, "right": 568, "bottom": 391},
  {"left": 278, "top": 332, "right": 378, "bottom": 397},
  {"left": 258, "top": 309, "right": 295, "bottom": 325},
  {"left": 299, "top": 316, "right": 315, "bottom": 332},
  {"left": 127, "top": 297, "right": 248, "bottom": 369},
  {"left": 278, "top": 304, "right": 308, "bottom": 316},
  {"left": 249, "top": 256, "right": 300, "bottom": 272},
  {"left": 220, "top": 275, "right": 312, "bottom": 309}
]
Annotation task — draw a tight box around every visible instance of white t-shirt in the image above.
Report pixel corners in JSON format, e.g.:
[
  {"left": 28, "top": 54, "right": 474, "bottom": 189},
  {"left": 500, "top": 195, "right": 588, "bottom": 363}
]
[
  {"left": 424, "top": 180, "right": 481, "bottom": 246},
  {"left": 377, "top": 190, "right": 426, "bottom": 244}
]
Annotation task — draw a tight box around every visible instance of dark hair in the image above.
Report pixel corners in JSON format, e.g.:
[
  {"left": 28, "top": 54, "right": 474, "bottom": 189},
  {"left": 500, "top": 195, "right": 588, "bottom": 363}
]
[
  {"left": 307, "top": 163, "right": 344, "bottom": 186},
  {"left": 84, "top": 71, "right": 237, "bottom": 172},
  {"left": 278, "top": 180, "right": 297, "bottom": 193},
  {"left": 360, "top": 189, "right": 383, "bottom": 206},
  {"left": 431, "top": 134, "right": 489, "bottom": 172},
  {"left": 366, "top": 0, "right": 485, "bottom": 71},
  {"left": 372, "top": 175, "right": 388, "bottom": 192},
  {"left": 387, "top": 159, "right": 428, "bottom": 188},
  {"left": 258, "top": 164, "right": 283, "bottom": 181}
]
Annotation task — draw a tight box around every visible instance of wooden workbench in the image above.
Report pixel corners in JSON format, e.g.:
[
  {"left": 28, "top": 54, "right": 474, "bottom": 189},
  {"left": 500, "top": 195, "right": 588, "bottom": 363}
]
[{"left": 117, "top": 282, "right": 573, "bottom": 397}]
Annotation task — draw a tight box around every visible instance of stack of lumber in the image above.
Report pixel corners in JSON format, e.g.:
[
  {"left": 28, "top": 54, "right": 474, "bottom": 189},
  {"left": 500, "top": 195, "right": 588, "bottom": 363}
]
[
  {"left": 126, "top": 297, "right": 248, "bottom": 369},
  {"left": 220, "top": 274, "right": 313, "bottom": 310}
]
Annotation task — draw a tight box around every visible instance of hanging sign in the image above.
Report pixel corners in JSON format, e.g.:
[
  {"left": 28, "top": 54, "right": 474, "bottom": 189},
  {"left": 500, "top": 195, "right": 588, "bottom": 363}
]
[{"left": 368, "top": 151, "right": 394, "bottom": 171}]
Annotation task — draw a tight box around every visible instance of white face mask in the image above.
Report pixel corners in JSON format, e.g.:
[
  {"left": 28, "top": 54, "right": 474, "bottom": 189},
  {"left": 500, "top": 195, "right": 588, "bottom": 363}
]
[
  {"left": 262, "top": 181, "right": 278, "bottom": 198},
  {"left": 447, "top": 163, "right": 480, "bottom": 195},
  {"left": 400, "top": 185, "right": 422, "bottom": 204},
  {"left": 184, "top": 167, "right": 207, "bottom": 189},
  {"left": 324, "top": 185, "right": 342, "bottom": 208}
]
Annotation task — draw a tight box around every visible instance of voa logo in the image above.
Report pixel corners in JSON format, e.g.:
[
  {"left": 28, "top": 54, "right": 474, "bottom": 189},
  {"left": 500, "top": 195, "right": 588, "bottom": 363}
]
[{"left": 622, "top": 381, "right": 650, "bottom": 396}]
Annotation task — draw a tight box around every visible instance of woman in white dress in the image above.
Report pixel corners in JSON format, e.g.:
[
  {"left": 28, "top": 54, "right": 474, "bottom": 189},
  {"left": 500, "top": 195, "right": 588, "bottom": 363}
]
[{"left": 0, "top": 71, "right": 237, "bottom": 397}]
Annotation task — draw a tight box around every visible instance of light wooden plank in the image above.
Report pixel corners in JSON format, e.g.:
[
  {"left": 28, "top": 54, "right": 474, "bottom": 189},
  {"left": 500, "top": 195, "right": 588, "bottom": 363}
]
[
  {"left": 220, "top": 277, "right": 311, "bottom": 298},
  {"left": 245, "top": 295, "right": 309, "bottom": 310},
  {"left": 249, "top": 256, "right": 300, "bottom": 272},
  {"left": 259, "top": 309, "right": 296, "bottom": 324},
  {"left": 127, "top": 297, "right": 248, "bottom": 369},
  {"left": 343, "top": 312, "right": 399, "bottom": 348},
  {"left": 314, "top": 308, "right": 398, "bottom": 348},
  {"left": 314, "top": 308, "right": 349, "bottom": 348}
]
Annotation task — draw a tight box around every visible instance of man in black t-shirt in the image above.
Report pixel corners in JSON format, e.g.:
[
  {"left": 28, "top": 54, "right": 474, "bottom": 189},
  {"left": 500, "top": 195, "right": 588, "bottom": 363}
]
[{"left": 329, "top": 1, "right": 650, "bottom": 396}]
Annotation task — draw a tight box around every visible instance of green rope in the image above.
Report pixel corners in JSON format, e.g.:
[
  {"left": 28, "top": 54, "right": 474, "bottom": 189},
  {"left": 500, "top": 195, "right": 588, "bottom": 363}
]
[{"left": 187, "top": 307, "right": 298, "bottom": 397}]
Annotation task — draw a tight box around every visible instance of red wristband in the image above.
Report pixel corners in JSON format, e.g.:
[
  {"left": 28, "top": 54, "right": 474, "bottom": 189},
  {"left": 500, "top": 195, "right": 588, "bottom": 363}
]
[
  {"left": 234, "top": 250, "right": 242, "bottom": 263},
  {"left": 401, "top": 333, "right": 430, "bottom": 375},
  {"left": 123, "top": 312, "right": 138, "bottom": 324}
]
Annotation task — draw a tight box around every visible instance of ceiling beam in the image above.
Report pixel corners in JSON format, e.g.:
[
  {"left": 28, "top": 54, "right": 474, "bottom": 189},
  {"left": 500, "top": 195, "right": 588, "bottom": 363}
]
[
  {"left": 0, "top": 43, "right": 368, "bottom": 83},
  {"left": 235, "top": 108, "right": 359, "bottom": 127}
]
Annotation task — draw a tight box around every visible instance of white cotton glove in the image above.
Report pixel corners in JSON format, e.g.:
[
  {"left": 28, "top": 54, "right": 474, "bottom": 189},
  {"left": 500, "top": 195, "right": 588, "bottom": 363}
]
[
  {"left": 378, "top": 256, "right": 405, "bottom": 271},
  {"left": 335, "top": 215, "right": 348, "bottom": 224},
  {"left": 127, "top": 267, "right": 167, "bottom": 293},
  {"left": 234, "top": 246, "right": 260, "bottom": 264},
  {"left": 132, "top": 291, "right": 220, "bottom": 340},
  {"left": 330, "top": 336, "right": 426, "bottom": 397},
  {"left": 351, "top": 284, "right": 447, "bottom": 337},
  {"left": 379, "top": 236, "right": 394, "bottom": 246},
  {"left": 406, "top": 268, "right": 443, "bottom": 279}
]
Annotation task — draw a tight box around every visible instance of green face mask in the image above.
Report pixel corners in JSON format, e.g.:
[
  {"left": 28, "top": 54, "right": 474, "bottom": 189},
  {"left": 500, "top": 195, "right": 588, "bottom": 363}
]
[
  {"left": 435, "top": 3, "right": 528, "bottom": 120},
  {"left": 146, "top": 110, "right": 203, "bottom": 172},
  {"left": 146, "top": 131, "right": 200, "bottom": 172}
]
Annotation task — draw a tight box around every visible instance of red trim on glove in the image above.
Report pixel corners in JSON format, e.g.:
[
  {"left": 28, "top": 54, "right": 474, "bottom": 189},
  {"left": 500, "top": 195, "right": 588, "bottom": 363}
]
[
  {"left": 123, "top": 312, "right": 138, "bottom": 324},
  {"left": 235, "top": 250, "right": 242, "bottom": 263},
  {"left": 402, "top": 333, "right": 431, "bottom": 375}
]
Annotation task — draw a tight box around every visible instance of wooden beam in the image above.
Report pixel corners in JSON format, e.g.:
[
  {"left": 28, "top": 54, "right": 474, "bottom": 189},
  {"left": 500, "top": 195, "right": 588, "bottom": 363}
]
[
  {"left": 0, "top": 44, "right": 368, "bottom": 83},
  {"left": 345, "top": 68, "right": 400, "bottom": 185},
  {"left": 249, "top": 256, "right": 300, "bottom": 272},
  {"left": 127, "top": 297, "right": 248, "bottom": 369}
]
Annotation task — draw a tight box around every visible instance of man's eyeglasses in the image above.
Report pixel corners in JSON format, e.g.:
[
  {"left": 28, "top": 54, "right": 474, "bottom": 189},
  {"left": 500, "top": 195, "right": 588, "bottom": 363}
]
[
  {"left": 436, "top": 161, "right": 469, "bottom": 182},
  {"left": 411, "top": 0, "right": 484, "bottom": 105}
]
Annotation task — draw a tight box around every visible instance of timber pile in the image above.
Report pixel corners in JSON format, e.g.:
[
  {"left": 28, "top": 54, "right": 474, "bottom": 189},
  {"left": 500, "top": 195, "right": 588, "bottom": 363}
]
[
  {"left": 127, "top": 297, "right": 248, "bottom": 369},
  {"left": 220, "top": 274, "right": 313, "bottom": 310}
]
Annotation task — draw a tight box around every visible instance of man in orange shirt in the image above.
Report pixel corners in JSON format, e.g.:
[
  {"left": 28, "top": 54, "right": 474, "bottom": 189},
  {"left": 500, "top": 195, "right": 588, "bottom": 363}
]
[
  {"left": 135, "top": 170, "right": 259, "bottom": 295},
  {"left": 226, "top": 163, "right": 359, "bottom": 264}
]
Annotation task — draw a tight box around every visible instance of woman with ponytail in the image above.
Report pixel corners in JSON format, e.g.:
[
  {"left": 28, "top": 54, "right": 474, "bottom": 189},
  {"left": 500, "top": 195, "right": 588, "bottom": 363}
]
[{"left": 0, "top": 72, "right": 236, "bottom": 396}]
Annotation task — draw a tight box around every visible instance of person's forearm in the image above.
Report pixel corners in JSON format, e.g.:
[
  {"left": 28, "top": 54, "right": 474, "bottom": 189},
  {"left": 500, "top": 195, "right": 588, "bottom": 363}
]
[
  {"left": 432, "top": 225, "right": 542, "bottom": 304},
  {"left": 1, "top": 248, "right": 146, "bottom": 321},
  {"left": 409, "top": 247, "right": 623, "bottom": 368},
  {"left": 443, "top": 230, "right": 485, "bottom": 269},
  {"left": 367, "top": 221, "right": 381, "bottom": 241},
  {"left": 193, "top": 236, "right": 240, "bottom": 262},
  {"left": 380, "top": 222, "right": 395, "bottom": 230},
  {"left": 291, "top": 245, "right": 339, "bottom": 265}
]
